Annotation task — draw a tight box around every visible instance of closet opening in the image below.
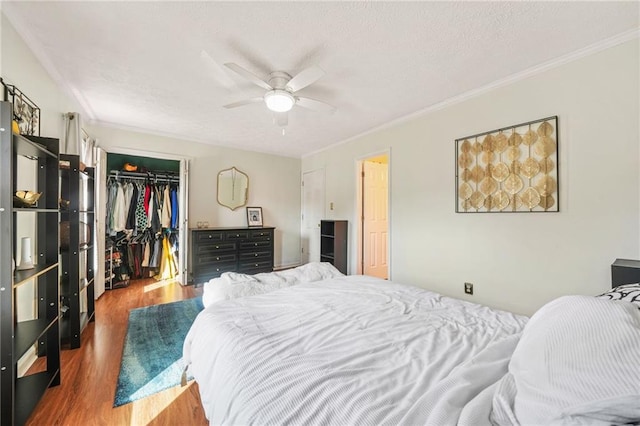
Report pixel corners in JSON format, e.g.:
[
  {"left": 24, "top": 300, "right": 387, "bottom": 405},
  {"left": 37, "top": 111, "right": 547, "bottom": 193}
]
[{"left": 104, "top": 152, "right": 186, "bottom": 291}]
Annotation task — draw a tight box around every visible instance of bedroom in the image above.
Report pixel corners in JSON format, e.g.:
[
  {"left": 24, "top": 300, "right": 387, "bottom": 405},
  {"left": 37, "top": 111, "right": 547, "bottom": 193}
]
[{"left": 0, "top": 1, "right": 638, "bottom": 425}]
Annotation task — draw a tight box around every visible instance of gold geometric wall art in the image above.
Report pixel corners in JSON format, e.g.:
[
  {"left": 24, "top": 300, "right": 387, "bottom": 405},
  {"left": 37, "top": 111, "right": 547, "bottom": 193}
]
[{"left": 456, "top": 116, "right": 558, "bottom": 213}]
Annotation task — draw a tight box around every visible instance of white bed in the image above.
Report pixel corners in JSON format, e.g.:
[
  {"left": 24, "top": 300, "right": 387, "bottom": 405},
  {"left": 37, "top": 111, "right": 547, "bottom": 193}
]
[{"left": 184, "top": 265, "right": 640, "bottom": 425}]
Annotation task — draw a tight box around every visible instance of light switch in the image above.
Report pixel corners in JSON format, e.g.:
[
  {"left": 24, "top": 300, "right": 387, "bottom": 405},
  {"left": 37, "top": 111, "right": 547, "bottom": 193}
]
[{"left": 330, "top": 202, "right": 334, "bottom": 210}]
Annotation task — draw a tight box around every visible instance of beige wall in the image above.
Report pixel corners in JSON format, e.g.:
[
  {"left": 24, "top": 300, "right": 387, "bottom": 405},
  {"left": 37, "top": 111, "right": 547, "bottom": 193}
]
[
  {"left": 2, "top": 12, "right": 302, "bottom": 272},
  {"left": 303, "top": 39, "right": 640, "bottom": 315},
  {"left": 88, "top": 126, "right": 302, "bottom": 269}
]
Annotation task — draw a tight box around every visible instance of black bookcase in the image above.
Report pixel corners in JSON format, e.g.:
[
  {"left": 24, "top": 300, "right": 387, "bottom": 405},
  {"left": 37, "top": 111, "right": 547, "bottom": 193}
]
[
  {"left": 320, "top": 220, "right": 348, "bottom": 274},
  {"left": 0, "top": 101, "right": 61, "bottom": 425},
  {"left": 59, "top": 154, "right": 95, "bottom": 349}
]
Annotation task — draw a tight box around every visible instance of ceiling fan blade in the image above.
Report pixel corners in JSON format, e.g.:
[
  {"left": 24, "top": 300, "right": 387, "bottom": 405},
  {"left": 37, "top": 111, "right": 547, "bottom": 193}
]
[
  {"left": 200, "top": 50, "right": 237, "bottom": 89},
  {"left": 223, "top": 97, "right": 263, "bottom": 109},
  {"left": 296, "top": 96, "right": 336, "bottom": 114},
  {"left": 224, "top": 63, "right": 273, "bottom": 90},
  {"left": 273, "top": 112, "right": 288, "bottom": 127},
  {"left": 285, "top": 65, "right": 325, "bottom": 92}
]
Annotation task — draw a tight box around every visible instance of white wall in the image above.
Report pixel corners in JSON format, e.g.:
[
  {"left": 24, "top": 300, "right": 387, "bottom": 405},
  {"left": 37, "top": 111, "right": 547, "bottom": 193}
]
[
  {"left": 2, "top": 14, "right": 84, "bottom": 322},
  {"left": 87, "top": 125, "right": 302, "bottom": 269},
  {"left": 303, "top": 39, "right": 640, "bottom": 316}
]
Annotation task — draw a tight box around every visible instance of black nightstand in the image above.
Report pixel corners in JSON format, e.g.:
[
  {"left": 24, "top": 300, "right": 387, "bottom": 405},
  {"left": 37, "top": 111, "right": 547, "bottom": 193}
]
[{"left": 611, "top": 258, "right": 640, "bottom": 288}]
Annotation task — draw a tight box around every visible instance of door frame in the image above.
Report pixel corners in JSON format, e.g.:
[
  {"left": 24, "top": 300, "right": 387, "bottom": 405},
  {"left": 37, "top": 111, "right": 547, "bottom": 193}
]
[
  {"left": 300, "top": 167, "right": 326, "bottom": 264},
  {"left": 355, "top": 149, "right": 391, "bottom": 278},
  {"left": 97, "top": 146, "right": 191, "bottom": 285}
]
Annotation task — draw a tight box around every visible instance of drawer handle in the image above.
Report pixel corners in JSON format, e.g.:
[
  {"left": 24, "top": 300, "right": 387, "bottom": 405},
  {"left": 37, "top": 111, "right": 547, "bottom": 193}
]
[
  {"left": 216, "top": 246, "right": 219, "bottom": 249},
  {"left": 254, "top": 243, "right": 258, "bottom": 246},
  {"left": 216, "top": 257, "right": 220, "bottom": 260},
  {"left": 208, "top": 235, "right": 212, "bottom": 239},
  {"left": 216, "top": 268, "right": 220, "bottom": 272},
  {"left": 255, "top": 263, "right": 259, "bottom": 267},
  {"left": 255, "top": 253, "right": 258, "bottom": 257},
  {"left": 236, "top": 234, "right": 240, "bottom": 237}
]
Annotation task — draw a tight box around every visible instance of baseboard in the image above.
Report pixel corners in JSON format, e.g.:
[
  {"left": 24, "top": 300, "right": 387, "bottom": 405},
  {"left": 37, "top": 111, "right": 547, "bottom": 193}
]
[
  {"left": 17, "top": 346, "right": 37, "bottom": 377},
  {"left": 274, "top": 262, "right": 302, "bottom": 271}
]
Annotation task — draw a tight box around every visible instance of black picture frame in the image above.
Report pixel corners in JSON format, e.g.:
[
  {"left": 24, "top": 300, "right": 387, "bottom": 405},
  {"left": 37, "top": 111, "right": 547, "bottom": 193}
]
[{"left": 246, "top": 206, "right": 263, "bottom": 227}]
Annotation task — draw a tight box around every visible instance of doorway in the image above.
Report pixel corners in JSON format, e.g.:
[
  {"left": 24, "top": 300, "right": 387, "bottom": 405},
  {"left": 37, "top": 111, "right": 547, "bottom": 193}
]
[
  {"left": 96, "top": 150, "right": 189, "bottom": 298},
  {"left": 357, "top": 153, "right": 389, "bottom": 279}
]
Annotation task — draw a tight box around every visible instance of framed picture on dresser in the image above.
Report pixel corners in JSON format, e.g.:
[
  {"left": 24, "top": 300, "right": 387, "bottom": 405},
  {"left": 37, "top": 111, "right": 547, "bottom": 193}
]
[{"left": 246, "top": 206, "right": 263, "bottom": 227}]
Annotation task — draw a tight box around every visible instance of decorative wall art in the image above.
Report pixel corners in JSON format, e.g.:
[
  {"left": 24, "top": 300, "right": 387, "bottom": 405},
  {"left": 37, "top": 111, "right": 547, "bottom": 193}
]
[
  {"left": 246, "top": 206, "right": 263, "bottom": 227},
  {"left": 1, "top": 78, "right": 40, "bottom": 136},
  {"left": 455, "top": 116, "right": 558, "bottom": 213}
]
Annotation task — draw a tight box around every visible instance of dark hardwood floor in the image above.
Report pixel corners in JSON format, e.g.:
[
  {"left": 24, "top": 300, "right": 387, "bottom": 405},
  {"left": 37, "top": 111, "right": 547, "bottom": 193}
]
[{"left": 26, "top": 278, "right": 208, "bottom": 426}]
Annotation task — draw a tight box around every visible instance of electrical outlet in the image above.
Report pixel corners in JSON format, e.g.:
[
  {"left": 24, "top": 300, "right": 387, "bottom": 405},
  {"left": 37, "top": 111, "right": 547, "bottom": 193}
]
[{"left": 464, "top": 282, "right": 474, "bottom": 295}]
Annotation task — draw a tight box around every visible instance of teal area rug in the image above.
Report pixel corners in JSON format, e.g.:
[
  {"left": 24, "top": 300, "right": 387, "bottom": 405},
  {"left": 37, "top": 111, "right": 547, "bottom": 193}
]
[{"left": 114, "top": 297, "right": 204, "bottom": 407}]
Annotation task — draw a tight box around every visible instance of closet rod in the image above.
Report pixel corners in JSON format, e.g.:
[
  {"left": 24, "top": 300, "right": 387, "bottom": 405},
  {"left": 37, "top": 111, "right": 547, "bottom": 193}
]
[{"left": 109, "top": 170, "right": 180, "bottom": 183}]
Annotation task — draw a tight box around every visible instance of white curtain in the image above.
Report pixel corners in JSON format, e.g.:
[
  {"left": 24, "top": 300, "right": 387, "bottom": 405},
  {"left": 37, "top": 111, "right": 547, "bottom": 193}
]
[{"left": 62, "top": 112, "right": 96, "bottom": 166}]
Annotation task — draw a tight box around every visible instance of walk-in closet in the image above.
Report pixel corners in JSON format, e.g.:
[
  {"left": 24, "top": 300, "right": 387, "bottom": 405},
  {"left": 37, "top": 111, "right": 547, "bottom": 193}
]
[{"left": 104, "top": 153, "right": 188, "bottom": 289}]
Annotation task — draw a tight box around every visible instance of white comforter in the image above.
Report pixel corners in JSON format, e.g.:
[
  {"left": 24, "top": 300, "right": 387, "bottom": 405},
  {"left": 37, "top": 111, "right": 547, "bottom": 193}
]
[{"left": 184, "top": 275, "right": 527, "bottom": 425}]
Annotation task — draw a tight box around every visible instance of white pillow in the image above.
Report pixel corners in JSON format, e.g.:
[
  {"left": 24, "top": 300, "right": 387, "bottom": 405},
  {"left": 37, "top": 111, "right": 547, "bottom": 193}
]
[
  {"left": 202, "top": 262, "right": 344, "bottom": 308},
  {"left": 501, "top": 296, "right": 640, "bottom": 425}
]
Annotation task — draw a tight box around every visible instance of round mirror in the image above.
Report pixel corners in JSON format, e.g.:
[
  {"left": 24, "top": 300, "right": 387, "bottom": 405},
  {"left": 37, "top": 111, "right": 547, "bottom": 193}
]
[{"left": 217, "top": 167, "right": 248, "bottom": 210}]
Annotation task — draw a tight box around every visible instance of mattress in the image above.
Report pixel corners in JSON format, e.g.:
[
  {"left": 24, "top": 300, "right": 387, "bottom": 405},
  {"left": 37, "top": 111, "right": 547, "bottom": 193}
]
[{"left": 183, "top": 274, "right": 528, "bottom": 425}]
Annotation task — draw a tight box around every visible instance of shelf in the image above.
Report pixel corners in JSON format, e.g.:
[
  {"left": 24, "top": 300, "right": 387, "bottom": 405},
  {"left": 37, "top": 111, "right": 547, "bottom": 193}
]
[
  {"left": 15, "top": 317, "right": 58, "bottom": 359},
  {"left": 13, "top": 262, "right": 59, "bottom": 288},
  {"left": 15, "top": 369, "right": 60, "bottom": 426},
  {"left": 58, "top": 153, "right": 96, "bottom": 350},
  {"left": 2, "top": 101, "right": 61, "bottom": 425},
  {"left": 79, "top": 312, "right": 89, "bottom": 332},
  {"left": 14, "top": 133, "right": 57, "bottom": 159},
  {"left": 320, "top": 220, "right": 348, "bottom": 275},
  {"left": 13, "top": 207, "right": 59, "bottom": 213},
  {"left": 79, "top": 278, "right": 95, "bottom": 293}
]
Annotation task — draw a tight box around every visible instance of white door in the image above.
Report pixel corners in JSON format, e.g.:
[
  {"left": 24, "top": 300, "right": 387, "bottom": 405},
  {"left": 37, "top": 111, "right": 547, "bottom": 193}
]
[
  {"left": 363, "top": 159, "right": 389, "bottom": 279},
  {"left": 301, "top": 169, "right": 325, "bottom": 264},
  {"left": 178, "top": 159, "right": 189, "bottom": 284},
  {"left": 94, "top": 147, "right": 107, "bottom": 298}
]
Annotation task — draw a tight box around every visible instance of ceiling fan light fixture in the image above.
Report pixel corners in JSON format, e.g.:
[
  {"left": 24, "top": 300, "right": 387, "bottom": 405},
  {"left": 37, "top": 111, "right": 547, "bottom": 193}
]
[{"left": 264, "top": 90, "right": 295, "bottom": 112}]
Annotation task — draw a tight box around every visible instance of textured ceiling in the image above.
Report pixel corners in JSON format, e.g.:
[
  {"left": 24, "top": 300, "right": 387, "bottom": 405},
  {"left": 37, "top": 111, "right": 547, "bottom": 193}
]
[{"left": 3, "top": 1, "right": 638, "bottom": 158}]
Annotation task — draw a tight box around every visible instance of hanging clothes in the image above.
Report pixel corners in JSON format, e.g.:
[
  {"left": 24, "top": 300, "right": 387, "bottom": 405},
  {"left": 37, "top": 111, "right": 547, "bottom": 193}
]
[
  {"left": 106, "top": 172, "right": 180, "bottom": 286},
  {"left": 170, "top": 186, "right": 179, "bottom": 229},
  {"left": 161, "top": 185, "right": 171, "bottom": 228}
]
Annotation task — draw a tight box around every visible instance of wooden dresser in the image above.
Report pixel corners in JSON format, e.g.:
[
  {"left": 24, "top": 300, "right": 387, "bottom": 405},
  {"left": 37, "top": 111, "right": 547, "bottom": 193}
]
[{"left": 189, "top": 227, "right": 275, "bottom": 284}]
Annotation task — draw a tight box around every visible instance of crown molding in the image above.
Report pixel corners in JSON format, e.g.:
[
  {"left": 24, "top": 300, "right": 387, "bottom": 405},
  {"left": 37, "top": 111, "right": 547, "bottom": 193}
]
[
  {"left": 2, "top": 4, "right": 96, "bottom": 120},
  {"left": 304, "top": 28, "right": 640, "bottom": 159}
]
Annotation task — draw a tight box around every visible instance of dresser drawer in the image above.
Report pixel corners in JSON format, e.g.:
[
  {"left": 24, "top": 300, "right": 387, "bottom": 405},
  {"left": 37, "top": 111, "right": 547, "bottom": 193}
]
[
  {"left": 239, "top": 259, "right": 273, "bottom": 273},
  {"left": 239, "top": 250, "right": 272, "bottom": 261},
  {"left": 196, "top": 252, "right": 237, "bottom": 265},
  {"left": 196, "top": 242, "right": 236, "bottom": 254},
  {"left": 250, "top": 229, "right": 273, "bottom": 240},
  {"left": 239, "top": 240, "right": 271, "bottom": 251},
  {"left": 199, "top": 261, "right": 237, "bottom": 275},
  {"left": 195, "top": 231, "right": 224, "bottom": 242},
  {"left": 225, "top": 230, "right": 249, "bottom": 240}
]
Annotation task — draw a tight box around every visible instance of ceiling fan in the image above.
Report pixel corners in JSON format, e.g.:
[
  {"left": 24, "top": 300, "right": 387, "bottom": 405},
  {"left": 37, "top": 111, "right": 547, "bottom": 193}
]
[{"left": 222, "top": 63, "right": 336, "bottom": 127}]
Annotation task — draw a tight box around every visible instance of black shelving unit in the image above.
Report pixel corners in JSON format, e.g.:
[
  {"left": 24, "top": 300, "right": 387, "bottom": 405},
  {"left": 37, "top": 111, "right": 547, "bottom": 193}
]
[
  {"left": 0, "top": 101, "right": 61, "bottom": 425},
  {"left": 320, "top": 220, "right": 348, "bottom": 275},
  {"left": 59, "top": 154, "right": 95, "bottom": 349}
]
